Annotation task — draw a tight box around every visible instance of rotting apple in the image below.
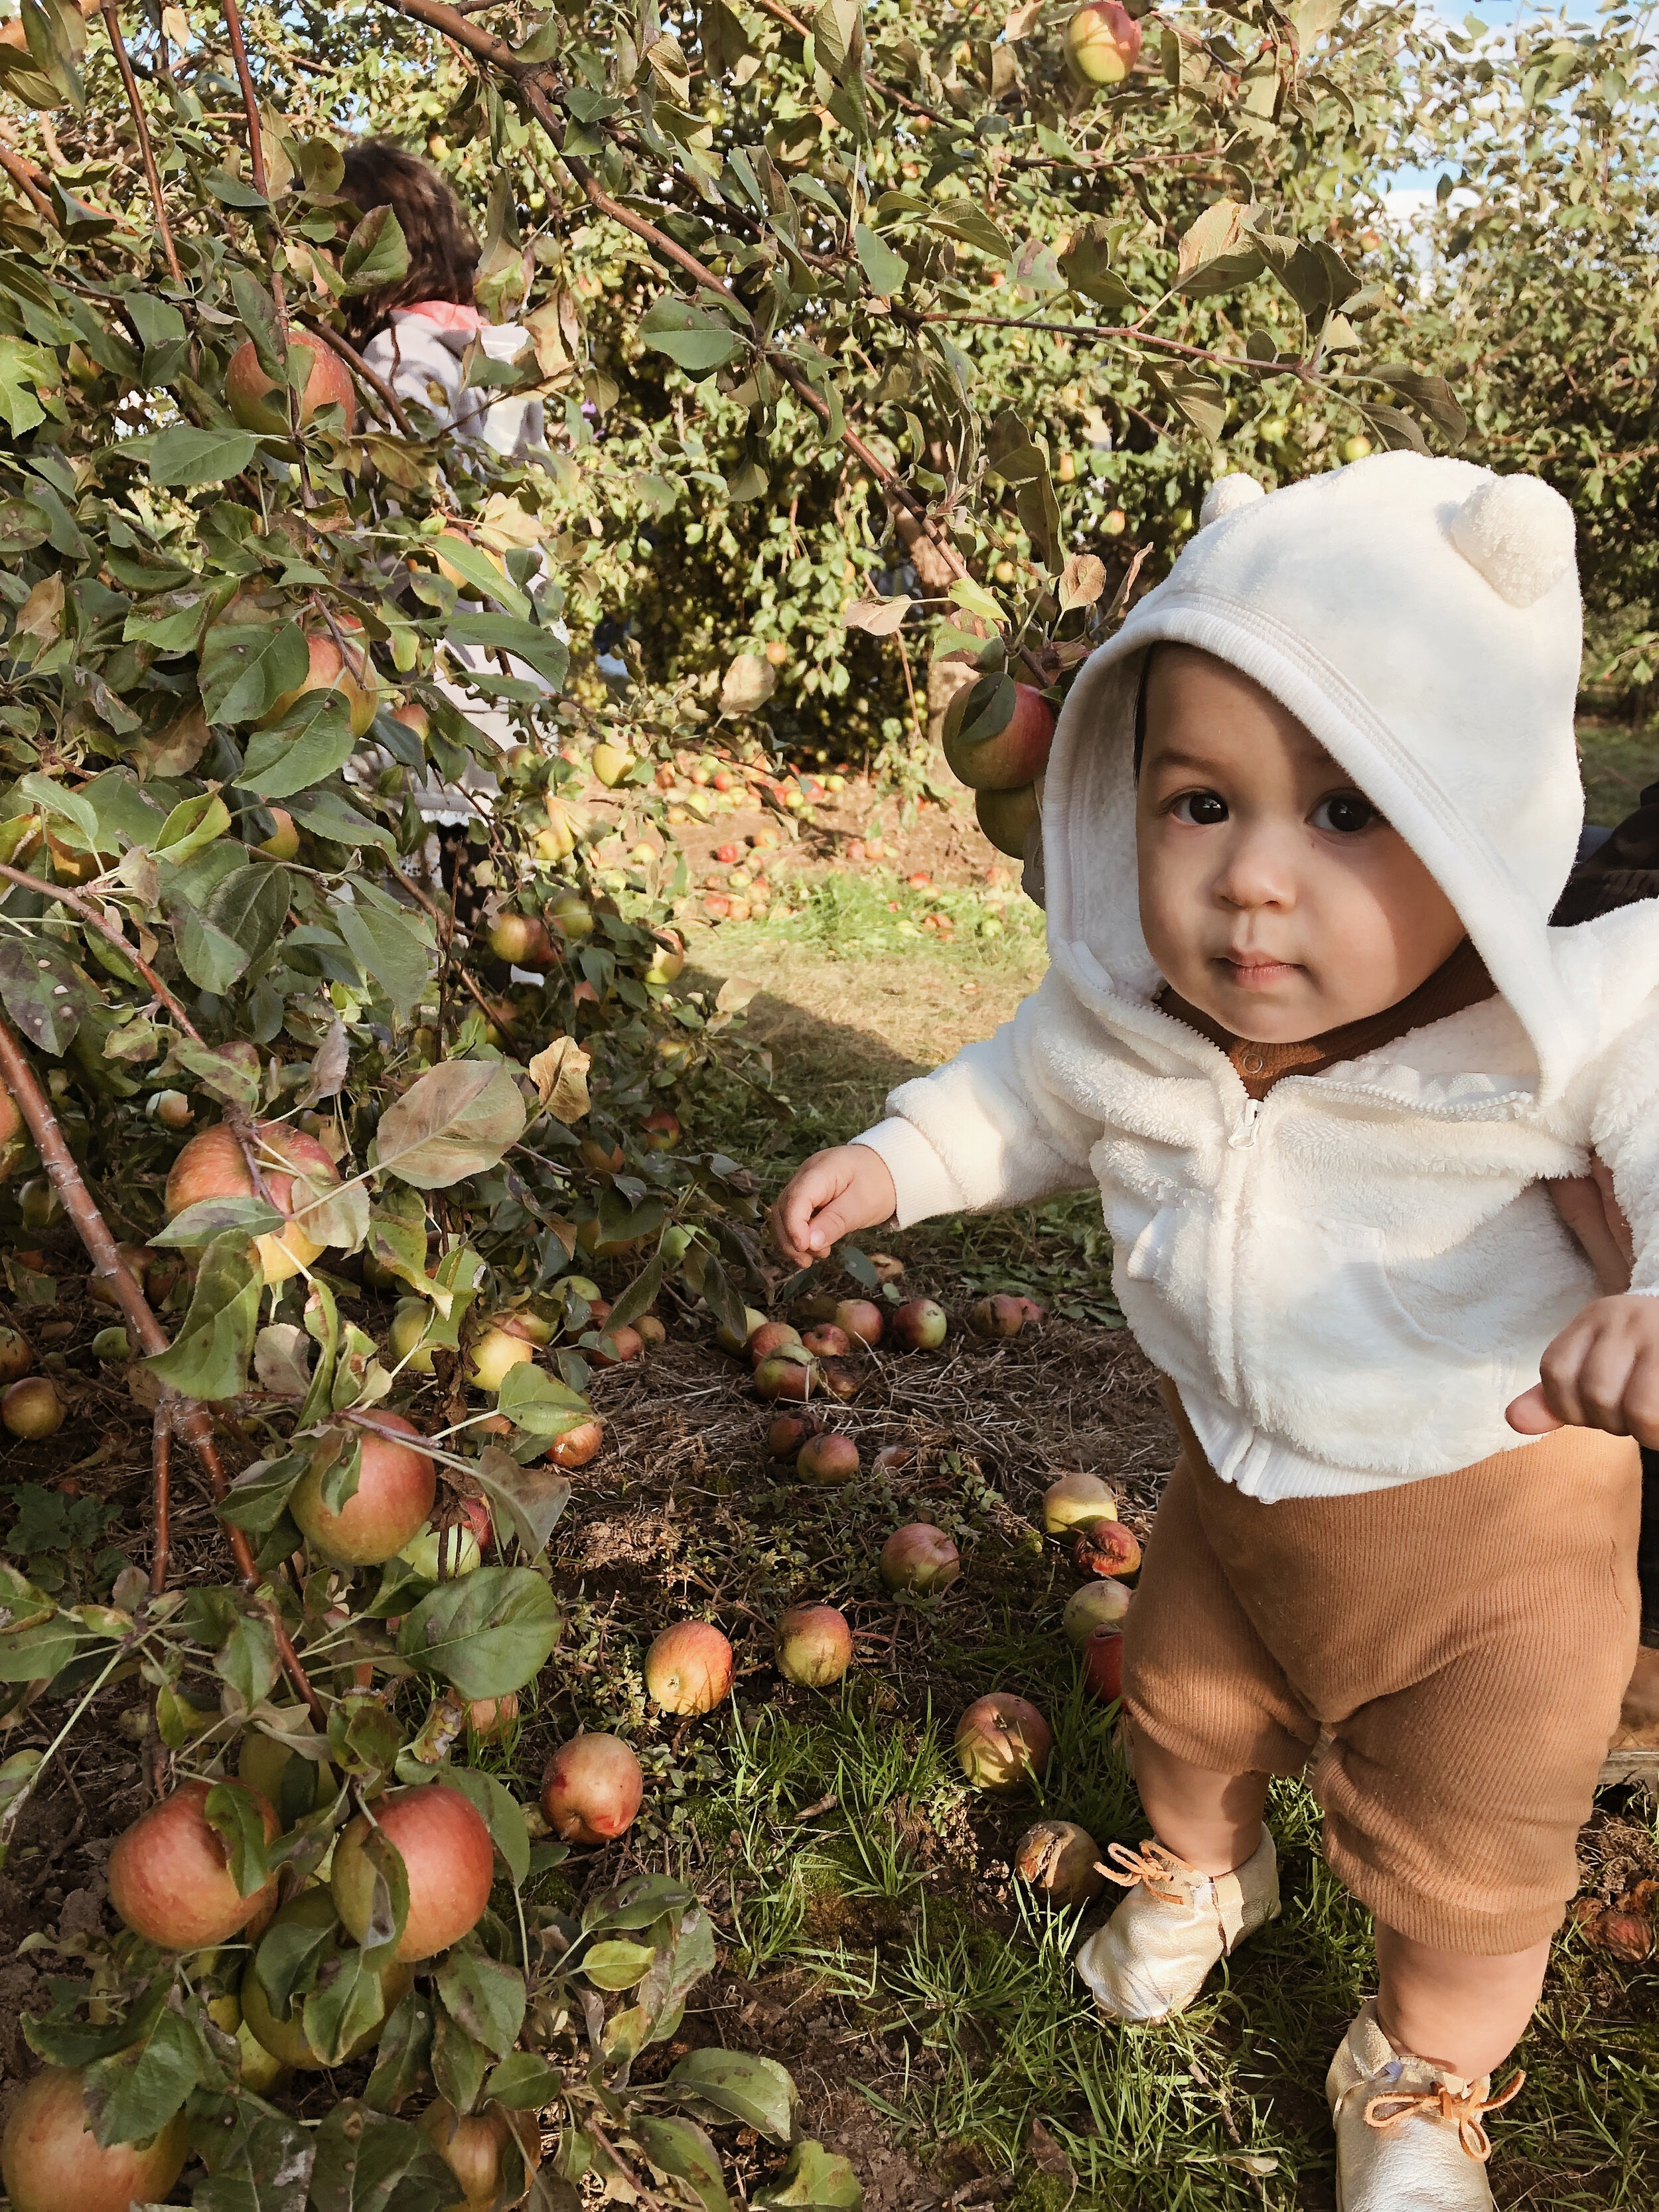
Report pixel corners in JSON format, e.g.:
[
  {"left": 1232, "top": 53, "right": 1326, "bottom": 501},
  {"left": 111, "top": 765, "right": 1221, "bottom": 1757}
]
[
  {"left": 797, "top": 1432, "right": 859, "bottom": 1486},
  {"left": 969, "top": 1293, "right": 1028, "bottom": 1341},
  {"left": 800, "top": 1323, "right": 851, "bottom": 1360},
  {"left": 879, "top": 1522, "right": 961, "bottom": 1595},
  {"left": 540, "top": 1733, "right": 644, "bottom": 1843},
  {"left": 546, "top": 1418, "right": 604, "bottom": 1469},
  {"left": 644, "top": 1621, "right": 734, "bottom": 1715},
  {"left": 108, "top": 1778, "right": 278, "bottom": 1951},
  {"left": 332, "top": 1783, "right": 495, "bottom": 1962},
  {"left": 774, "top": 1603, "right": 853, "bottom": 1689},
  {"left": 291, "top": 1414, "right": 436, "bottom": 1567},
  {"left": 1074, "top": 1521, "right": 1141, "bottom": 1580},
  {"left": 1014, "top": 1819, "right": 1106, "bottom": 1909},
  {"left": 0, "top": 2065, "right": 189, "bottom": 2212},
  {"left": 954, "top": 1693, "right": 1052, "bottom": 1795}
]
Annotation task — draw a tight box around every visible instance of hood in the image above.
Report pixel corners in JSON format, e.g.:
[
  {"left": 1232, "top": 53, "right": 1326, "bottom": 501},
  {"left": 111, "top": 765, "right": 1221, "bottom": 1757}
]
[{"left": 1040, "top": 452, "right": 1592, "bottom": 1098}]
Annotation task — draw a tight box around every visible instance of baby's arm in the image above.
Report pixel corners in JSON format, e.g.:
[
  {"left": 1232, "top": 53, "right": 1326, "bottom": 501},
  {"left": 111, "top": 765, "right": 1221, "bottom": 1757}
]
[{"left": 770, "top": 969, "right": 1100, "bottom": 1265}]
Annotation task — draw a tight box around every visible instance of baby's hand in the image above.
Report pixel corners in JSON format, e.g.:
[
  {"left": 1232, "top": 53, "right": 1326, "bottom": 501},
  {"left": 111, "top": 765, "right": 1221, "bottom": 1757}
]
[
  {"left": 1507, "top": 1294, "right": 1659, "bottom": 1447},
  {"left": 770, "top": 1145, "right": 897, "bottom": 1268}
]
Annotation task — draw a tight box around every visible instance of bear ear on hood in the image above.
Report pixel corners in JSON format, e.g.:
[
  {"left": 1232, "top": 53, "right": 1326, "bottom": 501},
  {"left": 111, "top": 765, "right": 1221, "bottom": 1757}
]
[
  {"left": 1447, "top": 473, "right": 1576, "bottom": 609},
  {"left": 1198, "top": 474, "right": 1265, "bottom": 530}
]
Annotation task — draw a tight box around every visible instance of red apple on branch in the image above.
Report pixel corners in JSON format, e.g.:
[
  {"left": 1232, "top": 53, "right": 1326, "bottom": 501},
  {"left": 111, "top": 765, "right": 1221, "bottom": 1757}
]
[
  {"left": 332, "top": 1782, "right": 495, "bottom": 1961},
  {"left": 225, "top": 334, "right": 358, "bottom": 436},
  {"left": 1, "top": 2065, "right": 189, "bottom": 2212},
  {"left": 943, "top": 677, "right": 1057, "bottom": 792},
  {"left": 108, "top": 1778, "right": 279, "bottom": 1951}
]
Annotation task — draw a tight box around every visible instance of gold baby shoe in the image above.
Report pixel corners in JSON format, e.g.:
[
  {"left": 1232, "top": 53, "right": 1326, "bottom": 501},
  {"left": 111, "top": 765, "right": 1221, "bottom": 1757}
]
[
  {"left": 1327, "top": 1999, "right": 1524, "bottom": 2212},
  {"left": 1073, "top": 1830, "right": 1280, "bottom": 2023}
]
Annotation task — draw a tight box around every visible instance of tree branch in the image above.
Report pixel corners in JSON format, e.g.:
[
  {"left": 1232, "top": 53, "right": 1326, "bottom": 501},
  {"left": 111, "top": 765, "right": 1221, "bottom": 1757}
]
[
  {"left": 100, "top": 2, "right": 183, "bottom": 285},
  {"left": 0, "top": 861, "right": 204, "bottom": 1041}
]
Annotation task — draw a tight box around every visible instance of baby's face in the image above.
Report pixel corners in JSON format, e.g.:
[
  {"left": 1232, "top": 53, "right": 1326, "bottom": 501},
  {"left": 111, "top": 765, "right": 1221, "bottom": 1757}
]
[{"left": 1135, "top": 646, "right": 1465, "bottom": 1043}]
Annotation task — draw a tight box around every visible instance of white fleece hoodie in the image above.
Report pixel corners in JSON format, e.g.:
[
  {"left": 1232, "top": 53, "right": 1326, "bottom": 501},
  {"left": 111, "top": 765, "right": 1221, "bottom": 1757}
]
[{"left": 857, "top": 455, "right": 1659, "bottom": 1499}]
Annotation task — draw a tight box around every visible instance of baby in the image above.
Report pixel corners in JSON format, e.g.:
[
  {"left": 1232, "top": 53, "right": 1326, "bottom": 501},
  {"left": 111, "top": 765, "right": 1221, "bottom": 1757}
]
[{"left": 772, "top": 457, "right": 1659, "bottom": 2212}]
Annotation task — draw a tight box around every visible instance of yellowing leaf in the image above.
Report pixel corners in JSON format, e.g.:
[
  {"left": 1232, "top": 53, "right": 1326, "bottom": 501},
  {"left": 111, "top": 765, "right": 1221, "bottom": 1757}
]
[
  {"left": 719, "top": 652, "right": 776, "bottom": 715},
  {"left": 1058, "top": 552, "right": 1107, "bottom": 612},
  {"left": 528, "top": 1035, "right": 591, "bottom": 1123},
  {"left": 13, "top": 575, "right": 63, "bottom": 646},
  {"left": 843, "top": 595, "right": 909, "bottom": 636}
]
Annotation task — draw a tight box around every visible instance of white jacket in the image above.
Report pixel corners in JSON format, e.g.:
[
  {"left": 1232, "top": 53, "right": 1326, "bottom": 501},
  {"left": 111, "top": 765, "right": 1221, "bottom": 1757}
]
[{"left": 858, "top": 457, "right": 1659, "bottom": 1499}]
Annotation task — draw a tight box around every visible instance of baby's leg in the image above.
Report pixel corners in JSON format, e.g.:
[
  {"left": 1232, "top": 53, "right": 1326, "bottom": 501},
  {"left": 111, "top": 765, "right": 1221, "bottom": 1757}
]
[
  {"left": 1374, "top": 1924, "right": 1550, "bottom": 2083},
  {"left": 1127, "top": 1729, "right": 1268, "bottom": 1876}
]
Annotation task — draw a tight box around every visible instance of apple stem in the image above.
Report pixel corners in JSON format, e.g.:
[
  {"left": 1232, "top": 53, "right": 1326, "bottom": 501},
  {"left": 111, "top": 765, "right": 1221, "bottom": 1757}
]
[{"left": 0, "top": 1011, "right": 327, "bottom": 1728}]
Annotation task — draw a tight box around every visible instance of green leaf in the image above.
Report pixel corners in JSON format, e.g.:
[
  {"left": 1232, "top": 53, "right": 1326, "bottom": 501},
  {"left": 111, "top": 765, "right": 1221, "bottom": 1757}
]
[
  {"left": 1150, "top": 366, "right": 1228, "bottom": 444},
  {"left": 640, "top": 297, "right": 745, "bottom": 374},
  {"left": 428, "top": 534, "right": 530, "bottom": 619},
  {"left": 396, "top": 1566, "right": 561, "bottom": 1700},
  {"left": 668, "top": 2049, "right": 798, "bottom": 2142},
  {"left": 145, "top": 1228, "right": 262, "bottom": 1402},
  {"left": 240, "top": 690, "right": 357, "bottom": 796},
  {"left": 0, "top": 336, "right": 56, "bottom": 435},
  {"left": 341, "top": 205, "right": 410, "bottom": 296},
  {"left": 218, "top": 1449, "right": 309, "bottom": 1535},
  {"left": 151, "top": 1196, "right": 285, "bottom": 1250},
  {"left": 0, "top": 933, "right": 89, "bottom": 1054},
  {"left": 364, "top": 1986, "right": 435, "bottom": 2114},
  {"left": 283, "top": 789, "right": 396, "bottom": 853},
  {"left": 191, "top": 2109, "right": 315, "bottom": 2212},
  {"left": 754, "top": 2140, "right": 864, "bottom": 2209},
  {"left": 583, "top": 1939, "right": 659, "bottom": 1991},
  {"left": 133, "top": 425, "right": 262, "bottom": 487},
  {"left": 431, "top": 2003, "right": 488, "bottom": 2115},
  {"left": 205, "top": 1778, "right": 273, "bottom": 1895},
  {"left": 256, "top": 1900, "right": 340, "bottom": 2020},
  {"left": 0, "top": 1618, "right": 80, "bottom": 1683},
  {"left": 82, "top": 2002, "right": 204, "bottom": 2150},
  {"left": 199, "top": 619, "right": 311, "bottom": 727},
  {"left": 437, "top": 1765, "right": 530, "bottom": 1887},
  {"left": 372, "top": 1059, "right": 528, "bottom": 1189},
  {"left": 443, "top": 612, "right": 570, "bottom": 690},
  {"left": 472, "top": 1441, "right": 572, "bottom": 1561},
  {"left": 214, "top": 1607, "right": 279, "bottom": 1713},
  {"left": 482, "top": 2048, "right": 561, "bottom": 2108},
  {"left": 853, "top": 224, "right": 907, "bottom": 296},
  {"left": 307, "top": 2102, "right": 456, "bottom": 2212},
  {"left": 631, "top": 2116, "right": 730, "bottom": 2212},
  {"left": 331, "top": 892, "right": 433, "bottom": 1021},
  {"left": 433, "top": 1937, "right": 526, "bottom": 2057},
  {"left": 304, "top": 1946, "right": 394, "bottom": 2067}
]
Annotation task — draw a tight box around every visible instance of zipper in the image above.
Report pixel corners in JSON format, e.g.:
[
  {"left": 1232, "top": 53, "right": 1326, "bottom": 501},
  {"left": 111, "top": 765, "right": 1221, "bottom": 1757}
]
[{"left": 1228, "top": 1098, "right": 1262, "bottom": 1149}]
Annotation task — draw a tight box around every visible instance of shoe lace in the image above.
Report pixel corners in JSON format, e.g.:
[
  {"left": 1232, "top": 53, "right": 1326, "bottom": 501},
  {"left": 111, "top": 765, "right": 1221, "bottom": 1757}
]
[
  {"left": 1096, "top": 1840, "right": 1196, "bottom": 1905},
  {"left": 1362, "top": 2069, "right": 1525, "bottom": 2162}
]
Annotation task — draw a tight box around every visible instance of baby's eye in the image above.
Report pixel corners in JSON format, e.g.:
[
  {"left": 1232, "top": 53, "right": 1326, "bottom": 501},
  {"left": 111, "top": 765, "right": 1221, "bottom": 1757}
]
[
  {"left": 1171, "top": 791, "right": 1228, "bottom": 826},
  {"left": 1311, "top": 791, "right": 1380, "bottom": 835}
]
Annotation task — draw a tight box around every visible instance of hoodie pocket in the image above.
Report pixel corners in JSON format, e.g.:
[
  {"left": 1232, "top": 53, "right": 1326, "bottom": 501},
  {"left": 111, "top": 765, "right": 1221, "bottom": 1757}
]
[
  {"left": 1122, "top": 1201, "right": 1184, "bottom": 1288},
  {"left": 1306, "top": 1217, "right": 1467, "bottom": 1363}
]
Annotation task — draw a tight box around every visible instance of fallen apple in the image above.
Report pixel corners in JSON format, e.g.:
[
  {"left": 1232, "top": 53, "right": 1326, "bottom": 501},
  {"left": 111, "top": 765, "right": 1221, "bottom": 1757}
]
[
  {"left": 755, "top": 1351, "right": 816, "bottom": 1402},
  {"left": 332, "top": 1783, "right": 495, "bottom": 1961},
  {"left": 1083, "top": 1626, "right": 1123, "bottom": 1704},
  {"left": 0, "top": 1325, "right": 32, "bottom": 1383},
  {"left": 108, "top": 1778, "right": 279, "bottom": 1951},
  {"left": 591, "top": 1324, "right": 643, "bottom": 1366},
  {"left": 1062, "top": 1578, "right": 1131, "bottom": 1648},
  {"left": 716, "top": 1303, "right": 767, "bottom": 1356},
  {"left": 467, "top": 1692, "right": 518, "bottom": 1743},
  {"left": 1, "top": 1376, "right": 62, "bottom": 1440},
  {"left": 766, "top": 1414, "right": 814, "bottom": 1460},
  {"left": 800, "top": 1323, "right": 850, "bottom": 1359},
  {"left": 547, "top": 1418, "right": 604, "bottom": 1469},
  {"left": 879, "top": 1522, "right": 960, "bottom": 1595},
  {"left": 954, "top": 1693, "right": 1052, "bottom": 1795},
  {"left": 774, "top": 1603, "right": 853, "bottom": 1689},
  {"left": 291, "top": 1414, "right": 436, "bottom": 1567},
  {"left": 818, "top": 1359, "right": 861, "bottom": 1402},
  {"left": 468, "top": 1325, "right": 537, "bottom": 1392},
  {"left": 749, "top": 1320, "right": 804, "bottom": 1366},
  {"left": 797, "top": 1432, "right": 859, "bottom": 1486},
  {"left": 869, "top": 1252, "right": 905, "bottom": 1284},
  {"left": 891, "top": 1297, "right": 948, "bottom": 1351},
  {"left": 636, "top": 1315, "right": 666, "bottom": 1349},
  {"left": 540, "top": 1732, "right": 644, "bottom": 1843},
  {"left": 644, "top": 1620, "right": 733, "bottom": 1715},
  {"left": 835, "top": 1298, "right": 884, "bottom": 1347},
  {"left": 1074, "top": 1521, "right": 1141, "bottom": 1580},
  {"left": 969, "top": 1293, "right": 1027, "bottom": 1341},
  {"left": 1043, "top": 1471, "right": 1118, "bottom": 1536},
  {"left": 1015, "top": 1819, "right": 1106, "bottom": 1910},
  {"left": 1, "top": 2064, "right": 189, "bottom": 2212}
]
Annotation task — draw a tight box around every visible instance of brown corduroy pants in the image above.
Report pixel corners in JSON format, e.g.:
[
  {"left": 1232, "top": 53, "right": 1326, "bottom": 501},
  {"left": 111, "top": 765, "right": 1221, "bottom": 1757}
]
[{"left": 1121, "top": 1390, "right": 1640, "bottom": 1954}]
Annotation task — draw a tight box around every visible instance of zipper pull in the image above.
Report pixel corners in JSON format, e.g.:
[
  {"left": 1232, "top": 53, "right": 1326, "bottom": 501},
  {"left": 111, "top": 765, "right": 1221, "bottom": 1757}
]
[{"left": 1229, "top": 1098, "right": 1261, "bottom": 1149}]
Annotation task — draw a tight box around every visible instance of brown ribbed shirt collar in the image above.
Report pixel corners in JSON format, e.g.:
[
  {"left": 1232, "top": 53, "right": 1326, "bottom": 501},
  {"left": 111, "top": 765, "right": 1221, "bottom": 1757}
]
[{"left": 1158, "top": 937, "right": 1496, "bottom": 1100}]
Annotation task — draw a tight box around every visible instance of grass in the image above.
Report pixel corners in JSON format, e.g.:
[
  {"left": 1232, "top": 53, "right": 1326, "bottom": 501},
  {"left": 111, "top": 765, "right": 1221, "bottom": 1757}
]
[{"left": 662, "top": 838, "right": 1659, "bottom": 2211}]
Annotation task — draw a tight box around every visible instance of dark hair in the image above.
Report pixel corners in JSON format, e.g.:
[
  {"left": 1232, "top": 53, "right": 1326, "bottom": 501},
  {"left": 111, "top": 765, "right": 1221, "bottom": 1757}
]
[
  {"left": 338, "top": 141, "right": 478, "bottom": 344},
  {"left": 1133, "top": 650, "right": 1151, "bottom": 781}
]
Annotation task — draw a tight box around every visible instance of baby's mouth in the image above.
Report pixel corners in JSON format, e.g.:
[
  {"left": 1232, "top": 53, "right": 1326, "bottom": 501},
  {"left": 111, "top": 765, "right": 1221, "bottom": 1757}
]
[{"left": 1217, "top": 952, "right": 1302, "bottom": 989}]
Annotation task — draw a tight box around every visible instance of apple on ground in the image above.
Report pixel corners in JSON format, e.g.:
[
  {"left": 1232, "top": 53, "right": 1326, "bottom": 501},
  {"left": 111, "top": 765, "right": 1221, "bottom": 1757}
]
[
  {"left": 1, "top": 2065, "right": 189, "bottom": 2212},
  {"left": 969, "top": 1293, "right": 1028, "bottom": 1341},
  {"left": 797, "top": 1433, "right": 859, "bottom": 1486},
  {"left": 879, "top": 1522, "right": 960, "bottom": 1594},
  {"left": 0, "top": 1325, "right": 31, "bottom": 1384},
  {"left": 800, "top": 1323, "right": 849, "bottom": 1359},
  {"left": 1015, "top": 1819, "right": 1106, "bottom": 1909},
  {"left": 891, "top": 1297, "right": 947, "bottom": 1351},
  {"left": 1074, "top": 1520, "right": 1141, "bottom": 1580},
  {"left": 540, "top": 1733, "right": 644, "bottom": 1843},
  {"left": 955, "top": 1693, "right": 1053, "bottom": 1794},
  {"left": 1083, "top": 1625, "right": 1124, "bottom": 1704},
  {"left": 468, "top": 1692, "right": 518, "bottom": 1743},
  {"left": 546, "top": 1418, "right": 604, "bottom": 1469},
  {"left": 108, "top": 1779, "right": 279, "bottom": 1951},
  {"left": 755, "top": 1351, "right": 816, "bottom": 1402},
  {"left": 644, "top": 1621, "right": 733, "bottom": 1714},
  {"left": 774, "top": 1603, "right": 853, "bottom": 1688},
  {"left": 419, "top": 2099, "right": 541, "bottom": 2212},
  {"left": 748, "top": 1320, "right": 802, "bottom": 1366},
  {"left": 1, "top": 1376, "right": 62, "bottom": 1439},
  {"left": 468, "top": 1325, "right": 536, "bottom": 1392},
  {"left": 332, "top": 1783, "right": 495, "bottom": 1961},
  {"left": 715, "top": 1303, "right": 767, "bottom": 1356},
  {"left": 835, "top": 1298, "right": 884, "bottom": 1347},
  {"left": 290, "top": 1414, "right": 436, "bottom": 1567},
  {"left": 1062, "top": 1578, "right": 1131, "bottom": 1648},
  {"left": 1043, "top": 1471, "right": 1118, "bottom": 1536},
  {"left": 766, "top": 1414, "right": 814, "bottom": 1460}
]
